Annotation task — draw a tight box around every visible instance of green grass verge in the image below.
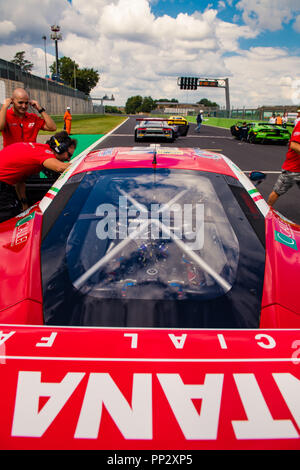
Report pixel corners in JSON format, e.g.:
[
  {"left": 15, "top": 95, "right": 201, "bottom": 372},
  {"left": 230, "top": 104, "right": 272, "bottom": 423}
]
[
  {"left": 186, "top": 116, "right": 254, "bottom": 129},
  {"left": 186, "top": 116, "right": 293, "bottom": 134},
  {"left": 40, "top": 114, "right": 127, "bottom": 135}
]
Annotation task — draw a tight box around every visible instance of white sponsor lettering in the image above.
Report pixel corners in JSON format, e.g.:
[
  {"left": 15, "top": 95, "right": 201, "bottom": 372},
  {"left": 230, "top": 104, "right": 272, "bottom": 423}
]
[
  {"left": 75, "top": 373, "right": 152, "bottom": 439},
  {"left": 217, "top": 333, "right": 228, "bottom": 349},
  {"left": 0, "top": 331, "right": 16, "bottom": 345},
  {"left": 36, "top": 332, "right": 57, "bottom": 348},
  {"left": 11, "top": 372, "right": 300, "bottom": 441},
  {"left": 12, "top": 372, "right": 85, "bottom": 437},
  {"left": 273, "top": 373, "right": 300, "bottom": 428},
  {"left": 157, "top": 373, "right": 224, "bottom": 439},
  {"left": 291, "top": 340, "right": 300, "bottom": 364},
  {"left": 232, "top": 373, "right": 299, "bottom": 439},
  {"left": 168, "top": 334, "right": 187, "bottom": 349},
  {"left": 255, "top": 334, "right": 276, "bottom": 349},
  {"left": 124, "top": 333, "right": 138, "bottom": 349},
  {"left": 1, "top": 330, "right": 299, "bottom": 356}
]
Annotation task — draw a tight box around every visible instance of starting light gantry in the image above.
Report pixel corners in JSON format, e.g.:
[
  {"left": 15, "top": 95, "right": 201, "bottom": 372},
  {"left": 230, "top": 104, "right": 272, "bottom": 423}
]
[{"left": 177, "top": 77, "right": 231, "bottom": 116}]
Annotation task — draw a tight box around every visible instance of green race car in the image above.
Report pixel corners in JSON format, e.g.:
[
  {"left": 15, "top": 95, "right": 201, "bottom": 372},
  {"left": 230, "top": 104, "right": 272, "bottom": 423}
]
[{"left": 247, "top": 122, "right": 290, "bottom": 144}]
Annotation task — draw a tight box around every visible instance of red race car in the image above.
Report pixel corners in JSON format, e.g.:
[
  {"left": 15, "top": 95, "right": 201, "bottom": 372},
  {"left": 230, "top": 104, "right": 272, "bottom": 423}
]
[{"left": 0, "top": 146, "right": 299, "bottom": 451}]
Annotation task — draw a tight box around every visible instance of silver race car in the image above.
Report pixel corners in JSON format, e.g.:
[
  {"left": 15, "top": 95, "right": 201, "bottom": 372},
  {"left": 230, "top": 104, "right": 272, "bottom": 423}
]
[{"left": 134, "top": 118, "right": 177, "bottom": 142}]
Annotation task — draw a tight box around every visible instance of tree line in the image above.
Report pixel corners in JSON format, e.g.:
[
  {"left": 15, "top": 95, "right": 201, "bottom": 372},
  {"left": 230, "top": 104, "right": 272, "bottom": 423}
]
[
  {"left": 11, "top": 51, "right": 99, "bottom": 95},
  {"left": 125, "top": 95, "right": 219, "bottom": 114}
]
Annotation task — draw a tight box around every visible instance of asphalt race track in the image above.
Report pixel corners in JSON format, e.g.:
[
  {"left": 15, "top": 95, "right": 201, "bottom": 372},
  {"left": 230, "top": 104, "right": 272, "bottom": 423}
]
[{"left": 93, "top": 116, "right": 300, "bottom": 225}]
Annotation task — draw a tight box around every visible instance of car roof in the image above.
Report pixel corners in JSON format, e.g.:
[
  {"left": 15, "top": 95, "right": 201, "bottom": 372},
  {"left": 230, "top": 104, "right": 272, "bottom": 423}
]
[
  {"left": 39, "top": 146, "right": 270, "bottom": 218},
  {"left": 70, "top": 147, "right": 237, "bottom": 178}
]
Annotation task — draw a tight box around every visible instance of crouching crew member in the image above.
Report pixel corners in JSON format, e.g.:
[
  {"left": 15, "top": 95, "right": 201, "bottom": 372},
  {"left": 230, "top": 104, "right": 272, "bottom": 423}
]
[{"left": 0, "top": 131, "right": 76, "bottom": 223}]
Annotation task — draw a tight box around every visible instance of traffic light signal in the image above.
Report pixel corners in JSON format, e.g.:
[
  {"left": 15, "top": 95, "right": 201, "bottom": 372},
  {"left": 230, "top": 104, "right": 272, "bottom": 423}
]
[
  {"left": 178, "top": 77, "right": 198, "bottom": 90},
  {"left": 191, "top": 77, "right": 198, "bottom": 90}
]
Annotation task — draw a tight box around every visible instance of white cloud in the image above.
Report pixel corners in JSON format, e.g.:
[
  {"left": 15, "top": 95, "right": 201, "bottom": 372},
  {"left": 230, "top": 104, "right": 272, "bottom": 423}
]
[
  {"left": 293, "top": 14, "right": 300, "bottom": 32},
  {"left": 236, "top": 0, "right": 300, "bottom": 31},
  {"left": 0, "top": 20, "right": 16, "bottom": 37},
  {"left": 0, "top": 0, "right": 299, "bottom": 108},
  {"left": 225, "top": 47, "right": 300, "bottom": 107}
]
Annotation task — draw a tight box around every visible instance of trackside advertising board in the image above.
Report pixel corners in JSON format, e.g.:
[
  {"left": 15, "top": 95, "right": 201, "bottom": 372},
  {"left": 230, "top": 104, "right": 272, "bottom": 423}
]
[{"left": 0, "top": 326, "right": 299, "bottom": 450}]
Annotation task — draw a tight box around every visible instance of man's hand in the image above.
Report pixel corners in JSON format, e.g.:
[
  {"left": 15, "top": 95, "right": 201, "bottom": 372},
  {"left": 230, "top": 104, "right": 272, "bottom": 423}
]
[
  {"left": 3, "top": 98, "right": 13, "bottom": 109},
  {"left": 43, "top": 158, "right": 71, "bottom": 173},
  {"left": 29, "top": 100, "right": 41, "bottom": 110},
  {"left": 30, "top": 101, "right": 56, "bottom": 131}
]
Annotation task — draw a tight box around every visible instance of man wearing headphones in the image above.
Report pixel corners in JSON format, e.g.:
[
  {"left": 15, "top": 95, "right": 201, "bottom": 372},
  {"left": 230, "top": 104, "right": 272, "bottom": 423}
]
[{"left": 0, "top": 131, "right": 77, "bottom": 223}]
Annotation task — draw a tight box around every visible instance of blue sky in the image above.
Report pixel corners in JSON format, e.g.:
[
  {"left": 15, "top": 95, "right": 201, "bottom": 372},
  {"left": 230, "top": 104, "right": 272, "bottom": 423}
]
[
  {"left": 1, "top": 0, "right": 300, "bottom": 107},
  {"left": 150, "top": 0, "right": 300, "bottom": 52}
]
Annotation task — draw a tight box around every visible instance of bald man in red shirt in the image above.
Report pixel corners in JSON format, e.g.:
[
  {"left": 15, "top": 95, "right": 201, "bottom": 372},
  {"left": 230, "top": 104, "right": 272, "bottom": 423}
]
[
  {"left": 0, "top": 131, "right": 76, "bottom": 223},
  {"left": 0, "top": 87, "right": 56, "bottom": 147}
]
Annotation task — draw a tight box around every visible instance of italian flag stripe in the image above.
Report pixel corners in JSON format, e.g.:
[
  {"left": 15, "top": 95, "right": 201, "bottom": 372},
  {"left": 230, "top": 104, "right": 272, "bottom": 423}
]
[
  {"left": 248, "top": 188, "right": 259, "bottom": 195},
  {"left": 253, "top": 195, "right": 264, "bottom": 202},
  {"left": 50, "top": 187, "right": 59, "bottom": 193},
  {"left": 45, "top": 187, "right": 60, "bottom": 199},
  {"left": 45, "top": 192, "right": 55, "bottom": 200}
]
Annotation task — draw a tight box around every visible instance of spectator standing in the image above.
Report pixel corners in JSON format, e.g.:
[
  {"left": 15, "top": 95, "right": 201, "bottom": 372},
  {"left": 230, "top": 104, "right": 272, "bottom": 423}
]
[
  {"left": 294, "top": 109, "right": 300, "bottom": 127},
  {"left": 269, "top": 114, "right": 276, "bottom": 124},
  {"left": 195, "top": 111, "right": 203, "bottom": 133},
  {"left": 0, "top": 131, "right": 76, "bottom": 222},
  {"left": 275, "top": 114, "right": 283, "bottom": 125},
  {"left": 233, "top": 122, "right": 248, "bottom": 141},
  {"left": 64, "top": 106, "right": 72, "bottom": 134},
  {"left": 239, "top": 122, "right": 249, "bottom": 141},
  {"left": 267, "top": 121, "right": 300, "bottom": 207},
  {"left": 0, "top": 87, "right": 56, "bottom": 147},
  {"left": 282, "top": 112, "right": 288, "bottom": 127}
]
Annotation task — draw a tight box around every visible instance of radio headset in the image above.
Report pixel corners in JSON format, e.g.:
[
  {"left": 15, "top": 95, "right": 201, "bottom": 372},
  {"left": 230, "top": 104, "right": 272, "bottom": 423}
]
[{"left": 49, "top": 136, "right": 71, "bottom": 154}]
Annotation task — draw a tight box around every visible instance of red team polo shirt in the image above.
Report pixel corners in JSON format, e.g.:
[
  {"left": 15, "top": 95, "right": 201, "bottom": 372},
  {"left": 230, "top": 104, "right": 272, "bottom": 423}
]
[
  {"left": 282, "top": 120, "right": 300, "bottom": 172},
  {"left": 0, "top": 142, "right": 55, "bottom": 185},
  {"left": 2, "top": 108, "right": 45, "bottom": 147}
]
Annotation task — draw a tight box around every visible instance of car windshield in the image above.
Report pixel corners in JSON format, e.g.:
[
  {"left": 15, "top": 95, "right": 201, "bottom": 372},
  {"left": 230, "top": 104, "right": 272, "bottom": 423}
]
[{"left": 41, "top": 168, "right": 265, "bottom": 328}]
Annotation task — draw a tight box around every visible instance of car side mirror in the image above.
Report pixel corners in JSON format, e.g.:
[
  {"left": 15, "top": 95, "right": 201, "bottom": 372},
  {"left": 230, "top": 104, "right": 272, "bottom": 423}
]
[{"left": 249, "top": 171, "right": 266, "bottom": 186}]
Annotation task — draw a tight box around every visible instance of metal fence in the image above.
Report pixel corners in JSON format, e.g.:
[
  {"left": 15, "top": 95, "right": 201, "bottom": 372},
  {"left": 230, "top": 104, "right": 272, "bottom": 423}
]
[{"left": 0, "top": 58, "right": 89, "bottom": 101}]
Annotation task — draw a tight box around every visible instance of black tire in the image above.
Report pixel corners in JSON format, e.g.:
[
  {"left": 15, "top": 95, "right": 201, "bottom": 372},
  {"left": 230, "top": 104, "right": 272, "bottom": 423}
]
[
  {"left": 182, "top": 125, "right": 189, "bottom": 136},
  {"left": 169, "top": 131, "right": 175, "bottom": 143}
]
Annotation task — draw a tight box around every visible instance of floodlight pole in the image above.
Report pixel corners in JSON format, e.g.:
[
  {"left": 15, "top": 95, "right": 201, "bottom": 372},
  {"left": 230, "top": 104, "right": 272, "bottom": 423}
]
[
  {"left": 50, "top": 25, "right": 62, "bottom": 79},
  {"left": 42, "top": 35, "right": 50, "bottom": 107}
]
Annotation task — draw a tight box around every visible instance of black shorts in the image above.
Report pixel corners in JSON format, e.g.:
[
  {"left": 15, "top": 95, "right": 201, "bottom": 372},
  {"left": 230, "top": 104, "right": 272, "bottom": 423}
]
[{"left": 0, "top": 181, "right": 22, "bottom": 223}]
